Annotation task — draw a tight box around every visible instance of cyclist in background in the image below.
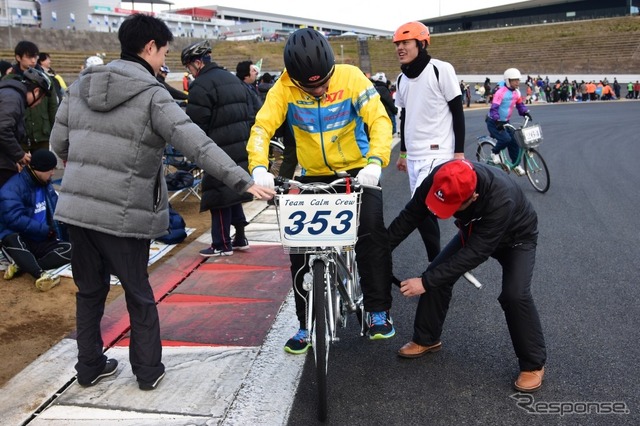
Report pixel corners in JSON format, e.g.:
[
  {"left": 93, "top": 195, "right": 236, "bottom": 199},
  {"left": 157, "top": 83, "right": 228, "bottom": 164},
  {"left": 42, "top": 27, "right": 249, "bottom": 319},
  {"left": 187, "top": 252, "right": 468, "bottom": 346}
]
[
  {"left": 485, "top": 68, "right": 532, "bottom": 176},
  {"left": 247, "top": 28, "right": 396, "bottom": 354}
]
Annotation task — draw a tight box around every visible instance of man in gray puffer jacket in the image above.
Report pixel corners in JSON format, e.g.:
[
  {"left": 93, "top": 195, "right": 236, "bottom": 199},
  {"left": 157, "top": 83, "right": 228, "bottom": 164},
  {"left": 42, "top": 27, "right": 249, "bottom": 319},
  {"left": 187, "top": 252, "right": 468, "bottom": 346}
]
[{"left": 50, "top": 13, "right": 274, "bottom": 391}]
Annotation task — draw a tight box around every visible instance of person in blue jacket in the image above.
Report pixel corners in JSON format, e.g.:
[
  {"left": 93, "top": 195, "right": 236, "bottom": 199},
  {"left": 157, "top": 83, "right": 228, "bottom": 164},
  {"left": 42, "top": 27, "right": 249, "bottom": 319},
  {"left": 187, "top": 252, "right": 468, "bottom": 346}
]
[{"left": 0, "top": 150, "right": 71, "bottom": 291}]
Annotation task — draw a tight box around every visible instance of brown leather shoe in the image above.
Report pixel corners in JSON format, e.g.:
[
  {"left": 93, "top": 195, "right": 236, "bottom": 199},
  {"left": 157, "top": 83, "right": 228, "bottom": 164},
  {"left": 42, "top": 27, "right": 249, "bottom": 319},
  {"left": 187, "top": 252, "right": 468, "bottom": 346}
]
[
  {"left": 397, "top": 341, "right": 442, "bottom": 359},
  {"left": 514, "top": 367, "right": 545, "bottom": 392}
]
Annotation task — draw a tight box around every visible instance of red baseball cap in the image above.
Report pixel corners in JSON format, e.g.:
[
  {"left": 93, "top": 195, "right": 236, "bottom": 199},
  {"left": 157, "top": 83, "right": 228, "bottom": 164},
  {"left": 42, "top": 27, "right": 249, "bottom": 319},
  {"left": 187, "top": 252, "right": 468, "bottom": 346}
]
[{"left": 426, "top": 160, "right": 477, "bottom": 219}]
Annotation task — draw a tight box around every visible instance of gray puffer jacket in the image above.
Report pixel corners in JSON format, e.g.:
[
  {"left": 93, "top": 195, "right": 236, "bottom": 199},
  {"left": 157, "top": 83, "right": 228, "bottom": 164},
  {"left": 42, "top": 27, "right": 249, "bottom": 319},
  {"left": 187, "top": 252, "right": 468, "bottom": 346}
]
[{"left": 51, "top": 59, "right": 254, "bottom": 239}]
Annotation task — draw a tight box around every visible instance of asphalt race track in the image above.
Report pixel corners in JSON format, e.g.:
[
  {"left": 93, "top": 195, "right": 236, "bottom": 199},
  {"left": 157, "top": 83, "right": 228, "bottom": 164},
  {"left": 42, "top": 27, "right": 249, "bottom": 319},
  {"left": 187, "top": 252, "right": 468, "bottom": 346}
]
[{"left": 288, "top": 101, "right": 640, "bottom": 425}]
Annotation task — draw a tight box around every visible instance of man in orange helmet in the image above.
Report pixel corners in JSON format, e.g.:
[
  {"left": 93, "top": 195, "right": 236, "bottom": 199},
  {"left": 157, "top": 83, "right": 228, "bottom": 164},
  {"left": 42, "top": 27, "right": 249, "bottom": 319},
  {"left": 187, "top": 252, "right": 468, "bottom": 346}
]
[{"left": 392, "top": 21, "right": 465, "bottom": 263}]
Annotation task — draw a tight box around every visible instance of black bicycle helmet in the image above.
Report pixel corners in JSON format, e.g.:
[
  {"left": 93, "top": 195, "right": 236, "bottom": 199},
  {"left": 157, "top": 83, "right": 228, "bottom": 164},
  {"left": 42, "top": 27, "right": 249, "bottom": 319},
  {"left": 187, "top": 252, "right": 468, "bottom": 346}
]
[
  {"left": 284, "top": 28, "right": 335, "bottom": 88},
  {"left": 22, "top": 67, "right": 52, "bottom": 95},
  {"left": 181, "top": 40, "right": 211, "bottom": 65}
]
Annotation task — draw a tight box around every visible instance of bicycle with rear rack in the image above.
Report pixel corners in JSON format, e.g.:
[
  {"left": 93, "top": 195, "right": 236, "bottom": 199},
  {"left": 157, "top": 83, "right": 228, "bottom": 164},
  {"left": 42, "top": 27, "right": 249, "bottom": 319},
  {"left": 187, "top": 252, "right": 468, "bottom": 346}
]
[
  {"left": 476, "top": 117, "right": 550, "bottom": 193},
  {"left": 273, "top": 174, "right": 369, "bottom": 422}
]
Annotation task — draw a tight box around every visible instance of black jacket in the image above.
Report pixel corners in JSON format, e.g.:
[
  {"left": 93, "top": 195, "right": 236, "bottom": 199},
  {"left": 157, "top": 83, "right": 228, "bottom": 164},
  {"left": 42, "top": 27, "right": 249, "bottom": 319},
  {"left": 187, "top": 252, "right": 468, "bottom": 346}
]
[
  {"left": 156, "top": 74, "right": 188, "bottom": 101},
  {"left": 185, "top": 62, "right": 253, "bottom": 210},
  {"left": 388, "top": 162, "right": 538, "bottom": 289},
  {"left": 373, "top": 80, "right": 397, "bottom": 119},
  {"left": 0, "top": 80, "right": 28, "bottom": 172}
]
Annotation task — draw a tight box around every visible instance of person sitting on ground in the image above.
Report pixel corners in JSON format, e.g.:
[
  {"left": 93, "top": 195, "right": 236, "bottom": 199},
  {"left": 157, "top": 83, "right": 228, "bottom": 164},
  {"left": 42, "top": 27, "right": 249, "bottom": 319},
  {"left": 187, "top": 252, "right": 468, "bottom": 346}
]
[
  {"left": 486, "top": 68, "right": 531, "bottom": 176},
  {"left": 0, "top": 150, "right": 71, "bottom": 291}
]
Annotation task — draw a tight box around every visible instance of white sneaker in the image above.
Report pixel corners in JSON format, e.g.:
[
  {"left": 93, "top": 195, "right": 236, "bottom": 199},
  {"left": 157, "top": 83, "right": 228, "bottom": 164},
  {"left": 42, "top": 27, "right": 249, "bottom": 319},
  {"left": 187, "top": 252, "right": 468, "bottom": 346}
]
[
  {"left": 513, "top": 165, "right": 525, "bottom": 176},
  {"left": 490, "top": 153, "right": 502, "bottom": 164}
]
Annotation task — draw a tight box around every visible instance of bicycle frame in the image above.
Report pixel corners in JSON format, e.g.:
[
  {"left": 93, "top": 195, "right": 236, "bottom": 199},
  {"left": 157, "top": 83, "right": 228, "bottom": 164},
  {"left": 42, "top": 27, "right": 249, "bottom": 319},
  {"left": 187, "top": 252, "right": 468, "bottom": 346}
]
[
  {"left": 476, "top": 118, "right": 550, "bottom": 193},
  {"left": 274, "top": 176, "right": 367, "bottom": 421}
]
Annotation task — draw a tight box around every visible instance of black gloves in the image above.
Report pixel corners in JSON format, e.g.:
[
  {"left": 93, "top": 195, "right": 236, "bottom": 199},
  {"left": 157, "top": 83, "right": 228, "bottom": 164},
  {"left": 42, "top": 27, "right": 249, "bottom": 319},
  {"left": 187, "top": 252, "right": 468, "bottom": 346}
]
[
  {"left": 524, "top": 112, "right": 532, "bottom": 120},
  {"left": 496, "top": 121, "right": 505, "bottom": 131}
]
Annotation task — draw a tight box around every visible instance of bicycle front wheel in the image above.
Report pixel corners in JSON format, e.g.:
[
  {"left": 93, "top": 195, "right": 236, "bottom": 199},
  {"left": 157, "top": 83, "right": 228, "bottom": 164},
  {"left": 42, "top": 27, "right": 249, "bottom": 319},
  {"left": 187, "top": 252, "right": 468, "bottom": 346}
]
[
  {"left": 312, "top": 259, "right": 329, "bottom": 422},
  {"left": 476, "top": 140, "right": 495, "bottom": 163},
  {"left": 523, "top": 148, "right": 550, "bottom": 193}
]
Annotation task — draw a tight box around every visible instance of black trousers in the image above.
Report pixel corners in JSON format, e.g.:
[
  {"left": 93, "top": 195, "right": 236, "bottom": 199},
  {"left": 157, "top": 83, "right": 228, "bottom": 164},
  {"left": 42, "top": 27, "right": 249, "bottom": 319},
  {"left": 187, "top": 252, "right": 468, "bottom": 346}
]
[
  {"left": 1, "top": 232, "right": 72, "bottom": 278},
  {"left": 290, "top": 174, "right": 393, "bottom": 328},
  {"left": 414, "top": 233, "right": 546, "bottom": 372},
  {"left": 68, "top": 225, "right": 165, "bottom": 384}
]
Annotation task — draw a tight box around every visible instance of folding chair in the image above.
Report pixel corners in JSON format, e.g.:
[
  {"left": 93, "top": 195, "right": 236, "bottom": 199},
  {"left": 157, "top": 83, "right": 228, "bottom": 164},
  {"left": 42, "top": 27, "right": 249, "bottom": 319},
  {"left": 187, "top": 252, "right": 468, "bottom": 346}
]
[{"left": 164, "top": 145, "right": 202, "bottom": 202}]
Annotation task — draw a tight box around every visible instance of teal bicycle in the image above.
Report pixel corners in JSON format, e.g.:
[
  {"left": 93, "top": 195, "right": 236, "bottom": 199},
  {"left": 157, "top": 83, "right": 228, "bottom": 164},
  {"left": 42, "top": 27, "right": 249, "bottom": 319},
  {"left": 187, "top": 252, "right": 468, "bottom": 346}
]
[{"left": 476, "top": 117, "right": 550, "bottom": 193}]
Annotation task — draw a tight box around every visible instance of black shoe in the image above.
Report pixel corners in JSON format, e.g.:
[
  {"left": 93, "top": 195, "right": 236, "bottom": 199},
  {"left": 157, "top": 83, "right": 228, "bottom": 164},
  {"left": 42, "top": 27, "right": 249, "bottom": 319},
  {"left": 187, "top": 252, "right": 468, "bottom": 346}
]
[
  {"left": 78, "top": 358, "right": 118, "bottom": 387},
  {"left": 139, "top": 371, "right": 165, "bottom": 391}
]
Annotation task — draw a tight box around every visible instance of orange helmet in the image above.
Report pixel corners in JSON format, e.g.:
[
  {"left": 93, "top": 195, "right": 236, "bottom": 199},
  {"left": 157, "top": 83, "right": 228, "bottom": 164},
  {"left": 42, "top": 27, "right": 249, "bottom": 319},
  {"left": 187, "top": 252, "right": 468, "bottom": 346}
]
[{"left": 393, "top": 21, "right": 430, "bottom": 46}]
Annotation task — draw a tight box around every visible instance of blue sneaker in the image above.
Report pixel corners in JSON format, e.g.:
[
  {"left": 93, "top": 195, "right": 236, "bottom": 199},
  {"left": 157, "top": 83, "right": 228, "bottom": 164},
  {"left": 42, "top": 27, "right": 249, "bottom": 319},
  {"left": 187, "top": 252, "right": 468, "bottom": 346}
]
[
  {"left": 284, "top": 329, "right": 311, "bottom": 354},
  {"left": 368, "top": 311, "right": 395, "bottom": 340}
]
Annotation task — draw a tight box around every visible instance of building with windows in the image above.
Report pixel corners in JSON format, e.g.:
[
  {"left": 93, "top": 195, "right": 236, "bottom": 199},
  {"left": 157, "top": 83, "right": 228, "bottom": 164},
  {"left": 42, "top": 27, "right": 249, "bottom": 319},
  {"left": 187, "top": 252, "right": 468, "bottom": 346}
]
[{"left": 1, "top": 1, "right": 392, "bottom": 38}]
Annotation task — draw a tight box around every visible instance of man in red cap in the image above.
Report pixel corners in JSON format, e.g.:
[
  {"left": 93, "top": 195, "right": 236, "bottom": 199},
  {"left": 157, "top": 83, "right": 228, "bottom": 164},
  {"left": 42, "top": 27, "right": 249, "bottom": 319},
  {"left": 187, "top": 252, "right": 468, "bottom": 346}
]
[{"left": 387, "top": 159, "right": 546, "bottom": 392}]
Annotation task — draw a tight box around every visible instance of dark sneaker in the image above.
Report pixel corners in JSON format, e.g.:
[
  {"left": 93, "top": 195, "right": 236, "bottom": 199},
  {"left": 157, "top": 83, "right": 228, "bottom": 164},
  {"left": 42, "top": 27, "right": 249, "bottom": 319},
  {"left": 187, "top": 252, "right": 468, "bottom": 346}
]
[
  {"left": 368, "top": 311, "right": 395, "bottom": 340},
  {"left": 284, "top": 329, "right": 311, "bottom": 354},
  {"left": 139, "top": 371, "right": 165, "bottom": 391},
  {"left": 78, "top": 358, "right": 118, "bottom": 387},
  {"left": 199, "top": 246, "right": 233, "bottom": 257},
  {"left": 232, "top": 237, "right": 250, "bottom": 251}
]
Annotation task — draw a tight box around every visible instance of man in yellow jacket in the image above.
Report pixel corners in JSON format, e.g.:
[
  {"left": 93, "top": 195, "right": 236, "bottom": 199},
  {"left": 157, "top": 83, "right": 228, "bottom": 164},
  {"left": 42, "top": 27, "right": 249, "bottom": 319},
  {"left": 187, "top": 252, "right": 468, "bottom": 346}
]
[{"left": 247, "top": 28, "right": 395, "bottom": 354}]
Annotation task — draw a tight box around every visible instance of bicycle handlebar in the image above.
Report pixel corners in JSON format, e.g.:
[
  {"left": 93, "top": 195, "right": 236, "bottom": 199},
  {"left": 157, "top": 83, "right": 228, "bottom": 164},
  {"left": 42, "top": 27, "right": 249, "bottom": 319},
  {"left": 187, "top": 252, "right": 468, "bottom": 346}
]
[
  {"left": 274, "top": 174, "right": 382, "bottom": 193},
  {"left": 503, "top": 115, "right": 531, "bottom": 131}
]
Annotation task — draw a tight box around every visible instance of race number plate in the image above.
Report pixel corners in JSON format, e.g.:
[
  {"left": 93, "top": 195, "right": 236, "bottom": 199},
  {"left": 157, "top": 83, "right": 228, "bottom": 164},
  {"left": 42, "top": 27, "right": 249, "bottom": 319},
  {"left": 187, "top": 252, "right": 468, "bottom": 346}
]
[
  {"left": 521, "top": 125, "right": 542, "bottom": 143},
  {"left": 277, "top": 193, "right": 359, "bottom": 247}
]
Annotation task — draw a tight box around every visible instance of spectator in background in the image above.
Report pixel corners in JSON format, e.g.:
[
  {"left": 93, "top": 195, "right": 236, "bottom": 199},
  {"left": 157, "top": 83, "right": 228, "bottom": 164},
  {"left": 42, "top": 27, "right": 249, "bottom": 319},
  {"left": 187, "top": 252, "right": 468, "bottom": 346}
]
[
  {"left": 0, "top": 150, "right": 70, "bottom": 291},
  {"left": 626, "top": 81, "right": 634, "bottom": 99},
  {"left": 236, "top": 60, "right": 262, "bottom": 122},
  {"left": 83, "top": 55, "right": 104, "bottom": 70},
  {"left": 156, "top": 64, "right": 188, "bottom": 104},
  {"left": 371, "top": 72, "right": 398, "bottom": 136},
  {"left": 633, "top": 80, "right": 640, "bottom": 99},
  {"left": 4, "top": 41, "right": 58, "bottom": 154},
  {"left": 182, "top": 41, "right": 255, "bottom": 257},
  {"left": 0, "top": 67, "right": 52, "bottom": 187},
  {"left": 0, "top": 60, "right": 12, "bottom": 77},
  {"left": 38, "top": 52, "right": 67, "bottom": 103},
  {"left": 257, "top": 72, "right": 275, "bottom": 102},
  {"left": 613, "top": 78, "right": 621, "bottom": 99}
]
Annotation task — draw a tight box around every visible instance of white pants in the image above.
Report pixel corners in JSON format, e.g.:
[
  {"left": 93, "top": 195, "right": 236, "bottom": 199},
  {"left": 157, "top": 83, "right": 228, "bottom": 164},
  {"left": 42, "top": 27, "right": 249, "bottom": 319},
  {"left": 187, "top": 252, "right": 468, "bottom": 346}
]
[{"left": 408, "top": 157, "right": 451, "bottom": 195}]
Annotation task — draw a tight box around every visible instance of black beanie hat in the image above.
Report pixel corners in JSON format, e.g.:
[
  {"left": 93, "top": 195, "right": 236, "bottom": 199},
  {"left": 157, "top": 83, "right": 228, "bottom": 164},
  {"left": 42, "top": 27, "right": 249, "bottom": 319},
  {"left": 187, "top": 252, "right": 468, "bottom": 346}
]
[{"left": 30, "top": 150, "right": 57, "bottom": 171}]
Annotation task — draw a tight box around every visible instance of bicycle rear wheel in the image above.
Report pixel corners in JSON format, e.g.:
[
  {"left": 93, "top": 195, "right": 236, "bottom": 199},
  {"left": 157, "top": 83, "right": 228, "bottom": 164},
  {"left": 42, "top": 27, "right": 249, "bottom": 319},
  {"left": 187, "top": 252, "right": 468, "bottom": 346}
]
[
  {"left": 312, "top": 259, "right": 329, "bottom": 422},
  {"left": 476, "top": 140, "right": 495, "bottom": 163},
  {"left": 523, "top": 148, "right": 550, "bottom": 193}
]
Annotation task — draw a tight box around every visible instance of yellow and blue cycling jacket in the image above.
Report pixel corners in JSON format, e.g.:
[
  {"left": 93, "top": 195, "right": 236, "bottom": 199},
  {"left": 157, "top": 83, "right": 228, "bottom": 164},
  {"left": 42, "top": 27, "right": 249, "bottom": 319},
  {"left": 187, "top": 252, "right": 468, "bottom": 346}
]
[{"left": 247, "top": 64, "right": 392, "bottom": 176}]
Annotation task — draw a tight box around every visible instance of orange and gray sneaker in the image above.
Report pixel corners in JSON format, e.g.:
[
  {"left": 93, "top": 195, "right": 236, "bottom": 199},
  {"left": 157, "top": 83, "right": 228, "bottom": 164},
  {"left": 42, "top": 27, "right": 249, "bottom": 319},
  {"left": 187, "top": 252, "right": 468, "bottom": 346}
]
[{"left": 514, "top": 366, "right": 545, "bottom": 392}]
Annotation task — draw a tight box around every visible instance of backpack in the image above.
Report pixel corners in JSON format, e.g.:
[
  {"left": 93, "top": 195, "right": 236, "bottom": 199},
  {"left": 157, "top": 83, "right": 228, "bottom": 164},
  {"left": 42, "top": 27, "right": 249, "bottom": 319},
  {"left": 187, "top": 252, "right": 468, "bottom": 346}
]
[
  {"left": 156, "top": 205, "right": 187, "bottom": 245},
  {"left": 165, "top": 170, "right": 195, "bottom": 191}
]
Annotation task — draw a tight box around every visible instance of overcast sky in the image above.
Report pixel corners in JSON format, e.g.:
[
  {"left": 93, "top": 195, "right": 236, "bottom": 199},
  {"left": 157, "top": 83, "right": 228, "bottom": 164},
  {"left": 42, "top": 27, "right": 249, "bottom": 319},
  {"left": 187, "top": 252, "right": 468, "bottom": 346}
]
[{"left": 133, "top": 0, "right": 526, "bottom": 32}]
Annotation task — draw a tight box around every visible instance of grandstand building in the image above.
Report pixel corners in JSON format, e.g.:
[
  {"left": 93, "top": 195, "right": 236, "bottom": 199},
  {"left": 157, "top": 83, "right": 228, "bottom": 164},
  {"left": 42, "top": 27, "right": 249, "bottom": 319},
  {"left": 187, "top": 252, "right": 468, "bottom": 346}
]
[
  {"left": 1, "top": 0, "right": 392, "bottom": 38},
  {"left": 424, "top": 0, "right": 640, "bottom": 34}
]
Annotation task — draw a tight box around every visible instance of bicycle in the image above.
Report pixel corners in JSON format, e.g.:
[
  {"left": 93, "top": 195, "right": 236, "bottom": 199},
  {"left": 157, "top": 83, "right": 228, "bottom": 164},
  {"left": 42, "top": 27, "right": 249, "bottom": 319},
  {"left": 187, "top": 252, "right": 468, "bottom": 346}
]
[
  {"left": 273, "top": 174, "right": 369, "bottom": 422},
  {"left": 267, "top": 138, "right": 285, "bottom": 176},
  {"left": 476, "top": 117, "right": 550, "bottom": 193}
]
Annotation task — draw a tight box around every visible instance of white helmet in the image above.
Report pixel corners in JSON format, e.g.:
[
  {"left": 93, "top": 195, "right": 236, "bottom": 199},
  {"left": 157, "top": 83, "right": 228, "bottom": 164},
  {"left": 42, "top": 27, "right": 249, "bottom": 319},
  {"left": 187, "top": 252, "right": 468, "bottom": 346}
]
[
  {"left": 504, "top": 68, "right": 522, "bottom": 81},
  {"left": 372, "top": 72, "right": 387, "bottom": 84},
  {"left": 85, "top": 56, "right": 104, "bottom": 68}
]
